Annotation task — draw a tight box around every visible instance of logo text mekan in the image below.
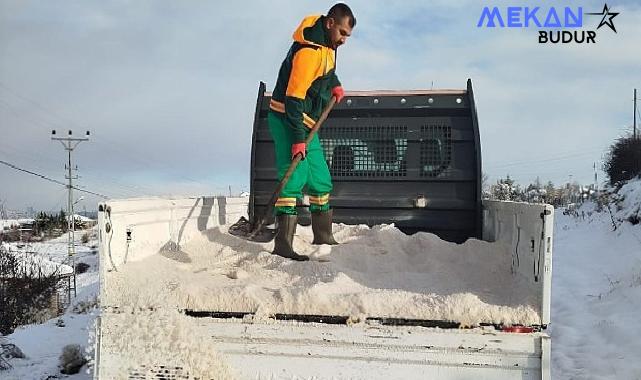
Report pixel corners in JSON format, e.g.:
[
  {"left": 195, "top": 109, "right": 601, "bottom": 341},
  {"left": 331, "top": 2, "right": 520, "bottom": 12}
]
[{"left": 477, "top": 5, "right": 619, "bottom": 44}]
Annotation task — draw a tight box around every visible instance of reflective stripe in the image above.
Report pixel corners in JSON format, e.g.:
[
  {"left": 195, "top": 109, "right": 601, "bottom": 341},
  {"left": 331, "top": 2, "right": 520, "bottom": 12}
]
[
  {"left": 275, "top": 198, "right": 297, "bottom": 207},
  {"left": 302, "top": 113, "right": 316, "bottom": 128},
  {"left": 269, "top": 99, "right": 316, "bottom": 129},
  {"left": 269, "top": 99, "right": 285, "bottom": 113},
  {"left": 309, "top": 194, "right": 330, "bottom": 205}
]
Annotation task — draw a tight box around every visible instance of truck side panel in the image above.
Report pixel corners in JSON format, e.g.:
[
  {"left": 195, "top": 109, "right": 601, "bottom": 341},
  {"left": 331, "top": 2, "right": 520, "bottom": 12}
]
[
  {"left": 482, "top": 200, "right": 554, "bottom": 326},
  {"left": 96, "top": 314, "right": 549, "bottom": 380}
]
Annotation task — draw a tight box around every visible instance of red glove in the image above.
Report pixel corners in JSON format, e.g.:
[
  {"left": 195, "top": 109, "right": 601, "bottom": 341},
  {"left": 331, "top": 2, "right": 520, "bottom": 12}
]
[
  {"left": 332, "top": 86, "right": 345, "bottom": 103},
  {"left": 291, "top": 142, "right": 306, "bottom": 160}
]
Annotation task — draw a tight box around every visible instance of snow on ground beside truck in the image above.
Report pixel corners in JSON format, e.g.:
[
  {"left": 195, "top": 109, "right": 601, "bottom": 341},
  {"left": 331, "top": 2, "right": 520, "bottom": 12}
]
[
  {"left": 552, "top": 179, "right": 641, "bottom": 380},
  {"left": 104, "top": 223, "right": 540, "bottom": 327},
  {"left": 1, "top": 230, "right": 99, "bottom": 380},
  {"left": 609, "top": 178, "right": 641, "bottom": 224}
]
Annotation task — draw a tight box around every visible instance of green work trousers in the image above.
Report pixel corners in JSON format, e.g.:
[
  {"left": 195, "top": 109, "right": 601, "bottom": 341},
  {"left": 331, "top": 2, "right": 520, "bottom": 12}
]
[{"left": 268, "top": 111, "right": 332, "bottom": 215}]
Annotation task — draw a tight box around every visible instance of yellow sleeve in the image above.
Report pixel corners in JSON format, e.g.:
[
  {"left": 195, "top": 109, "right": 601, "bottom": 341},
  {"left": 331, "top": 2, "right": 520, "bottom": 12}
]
[{"left": 286, "top": 47, "right": 323, "bottom": 99}]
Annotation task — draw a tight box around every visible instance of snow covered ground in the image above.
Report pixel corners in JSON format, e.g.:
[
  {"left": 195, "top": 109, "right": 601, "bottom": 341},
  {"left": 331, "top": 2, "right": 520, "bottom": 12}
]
[
  {"left": 2, "top": 230, "right": 99, "bottom": 380},
  {"left": 2, "top": 179, "right": 641, "bottom": 379},
  {"left": 551, "top": 181, "right": 641, "bottom": 379}
]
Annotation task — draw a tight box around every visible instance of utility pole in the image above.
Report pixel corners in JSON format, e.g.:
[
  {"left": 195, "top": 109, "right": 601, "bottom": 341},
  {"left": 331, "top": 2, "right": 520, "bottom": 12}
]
[
  {"left": 634, "top": 88, "right": 637, "bottom": 139},
  {"left": 52, "top": 129, "right": 90, "bottom": 302}
]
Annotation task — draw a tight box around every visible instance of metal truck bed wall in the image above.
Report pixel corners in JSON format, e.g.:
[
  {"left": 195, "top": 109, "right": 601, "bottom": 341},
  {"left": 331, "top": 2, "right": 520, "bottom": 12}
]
[
  {"left": 96, "top": 196, "right": 552, "bottom": 379},
  {"left": 482, "top": 200, "right": 554, "bottom": 326},
  {"left": 97, "top": 314, "right": 550, "bottom": 380},
  {"left": 97, "top": 196, "right": 246, "bottom": 275},
  {"left": 249, "top": 80, "right": 483, "bottom": 243}
]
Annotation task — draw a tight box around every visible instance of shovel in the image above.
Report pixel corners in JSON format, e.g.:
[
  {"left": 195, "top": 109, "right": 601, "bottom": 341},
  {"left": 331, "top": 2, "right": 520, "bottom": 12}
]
[{"left": 229, "top": 97, "right": 337, "bottom": 242}]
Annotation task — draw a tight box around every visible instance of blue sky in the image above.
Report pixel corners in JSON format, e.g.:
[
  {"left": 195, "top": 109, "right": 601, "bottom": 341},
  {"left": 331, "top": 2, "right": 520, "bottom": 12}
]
[{"left": 1, "top": 0, "right": 640, "bottom": 211}]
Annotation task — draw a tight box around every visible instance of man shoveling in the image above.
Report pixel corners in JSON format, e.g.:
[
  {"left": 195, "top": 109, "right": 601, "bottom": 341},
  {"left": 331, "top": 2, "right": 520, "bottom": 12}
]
[{"left": 268, "top": 4, "right": 356, "bottom": 261}]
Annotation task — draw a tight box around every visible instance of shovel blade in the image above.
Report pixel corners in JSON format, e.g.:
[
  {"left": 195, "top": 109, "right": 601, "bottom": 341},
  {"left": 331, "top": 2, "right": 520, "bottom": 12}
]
[{"left": 228, "top": 216, "right": 276, "bottom": 242}]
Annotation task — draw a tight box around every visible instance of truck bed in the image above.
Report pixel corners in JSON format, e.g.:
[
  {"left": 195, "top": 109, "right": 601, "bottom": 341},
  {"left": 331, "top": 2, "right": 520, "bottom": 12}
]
[
  {"left": 96, "top": 196, "right": 553, "bottom": 379},
  {"left": 96, "top": 309, "right": 550, "bottom": 379}
]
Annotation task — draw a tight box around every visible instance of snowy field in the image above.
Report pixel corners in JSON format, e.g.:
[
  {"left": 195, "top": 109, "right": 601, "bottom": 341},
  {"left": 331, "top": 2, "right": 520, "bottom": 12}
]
[
  {"left": 2, "top": 179, "right": 641, "bottom": 379},
  {"left": 551, "top": 180, "right": 641, "bottom": 380},
  {"left": 2, "top": 231, "right": 99, "bottom": 380}
]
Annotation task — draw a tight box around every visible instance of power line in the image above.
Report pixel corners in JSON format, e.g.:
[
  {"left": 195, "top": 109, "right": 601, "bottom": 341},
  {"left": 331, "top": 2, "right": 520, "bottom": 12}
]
[
  {"left": 90, "top": 138, "right": 224, "bottom": 191},
  {"left": 0, "top": 143, "right": 153, "bottom": 198},
  {"left": 0, "top": 158, "right": 109, "bottom": 199},
  {"left": 0, "top": 83, "right": 222, "bottom": 190},
  {"left": 483, "top": 144, "right": 607, "bottom": 167},
  {"left": 0, "top": 143, "right": 59, "bottom": 174},
  {"left": 0, "top": 158, "right": 68, "bottom": 186},
  {"left": 484, "top": 148, "right": 606, "bottom": 170},
  {"left": 0, "top": 82, "right": 78, "bottom": 130},
  {"left": 0, "top": 97, "right": 65, "bottom": 131}
]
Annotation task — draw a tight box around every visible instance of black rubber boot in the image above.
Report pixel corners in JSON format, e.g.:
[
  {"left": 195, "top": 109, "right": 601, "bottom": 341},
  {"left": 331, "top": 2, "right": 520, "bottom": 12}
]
[
  {"left": 272, "top": 214, "right": 309, "bottom": 261},
  {"left": 312, "top": 209, "right": 339, "bottom": 245}
]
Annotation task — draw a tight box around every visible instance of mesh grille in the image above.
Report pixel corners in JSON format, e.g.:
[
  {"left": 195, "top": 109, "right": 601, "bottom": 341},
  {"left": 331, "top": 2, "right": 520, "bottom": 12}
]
[
  {"left": 320, "top": 125, "right": 408, "bottom": 177},
  {"left": 420, "top": 124, "right": 452, "bottom": 177}
]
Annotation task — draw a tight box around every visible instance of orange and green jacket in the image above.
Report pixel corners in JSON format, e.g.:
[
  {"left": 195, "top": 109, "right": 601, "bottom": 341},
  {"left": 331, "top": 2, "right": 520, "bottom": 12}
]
[{"left": 270, "top": 15, "right": 341, "bottom": 143}]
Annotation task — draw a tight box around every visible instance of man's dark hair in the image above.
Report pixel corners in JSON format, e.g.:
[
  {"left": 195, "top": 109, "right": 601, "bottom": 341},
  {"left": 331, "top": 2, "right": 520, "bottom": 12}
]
[{"left": 328, "top": 3, "right": 356, "bottom": 28}]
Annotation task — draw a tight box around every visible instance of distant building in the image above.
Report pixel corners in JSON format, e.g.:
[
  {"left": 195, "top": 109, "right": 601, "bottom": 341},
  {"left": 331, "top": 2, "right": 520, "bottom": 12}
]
[
  {"left": 66, "top": 214, "right": 97, "bottom": 228},
  {"left": 17, "top": 218, "right": 35, "bottom": 229},
  {"left": 0, "top": 219, "right": 20, "bottom": 233}
]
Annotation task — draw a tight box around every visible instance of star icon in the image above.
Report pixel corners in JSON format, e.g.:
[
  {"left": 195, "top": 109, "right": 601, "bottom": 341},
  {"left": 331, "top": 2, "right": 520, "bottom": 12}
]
[{"left": 586, "top": 3, "right": 620, "bottom": 33}]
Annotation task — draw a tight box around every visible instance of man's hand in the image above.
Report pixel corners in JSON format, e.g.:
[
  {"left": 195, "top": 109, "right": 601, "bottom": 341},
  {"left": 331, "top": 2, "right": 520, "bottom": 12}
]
[
  {"left": 291, "top": 142, "right": 306, "bottom": 160},
  {"left": 331, "top": 86, "right": 345, "bottom": 103}
]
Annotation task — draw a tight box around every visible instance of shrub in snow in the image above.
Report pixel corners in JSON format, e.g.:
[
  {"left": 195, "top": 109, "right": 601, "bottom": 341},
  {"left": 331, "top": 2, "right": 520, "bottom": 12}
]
[
  {"left": 0, "top": 245, "right": 63, "bottom": 334},
  {"left": 0, "top": 230, "right": 19, "bottom": 243},
  {"left": 75, "top": 262, "right": 90, "bottom": 274},
  {"left": 72, "top": 297, "right": 98, "bottom": 314},
  {"left": 489, "top": 175, "right": 522, "bottom": 201},
  {"left": 0, "top": 357, "right": 10, "bottom": 371},
  {"left": 0, "top": 342, "right": 25, "bottom": 371},
  {"left": 81, "top": 232, "right": 90, "bottom": 244},
  {"left": 604, "top": 136, "right": 641, "bottom": 186},
  {"left": 1, "top": 343, "right": 25, "bottom": 359},
  {"left": 598, "top": 178, "right": 641, "bottom": 229},
  {"left": 58, "top": 344, "right": 87, "bottom": 375}
]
